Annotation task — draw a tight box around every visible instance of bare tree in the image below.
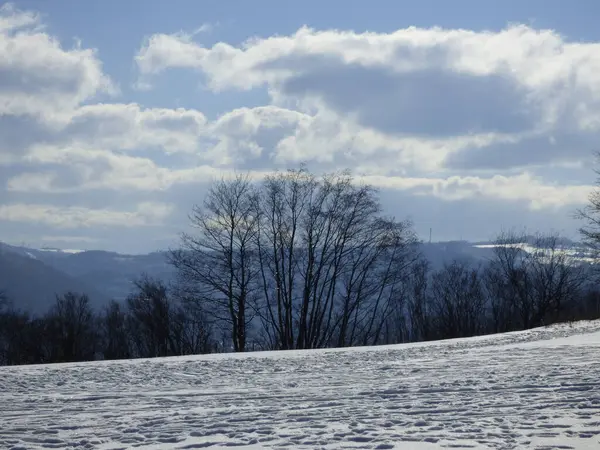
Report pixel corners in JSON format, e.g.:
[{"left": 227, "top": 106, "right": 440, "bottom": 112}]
[
  {"left": 127, "top": 276, "right": 175, "bottom": 358},
  {"left": 253, "top": 168, "right": 315, "bottom": 350},
  {"left": 170, "top": 302, "right": 214, "bottom": 355},
  {"left": 0, "top": 290, "right": 7, "bottom": 309},
  {"left": 254, "top": 168, "right": 418, "bottom": 350},
  {"left": 484, "top": 231, "right": 584, "bottom": 330},
  {"left": 0, "top": 307, "right": 30, "bottom": 365},
  {"left": 483, "top": 262, "right": 517, "bottom": 333},
  {"left": 430, "top": 260, "right": 486, "bottom": 339},
  {"left": 170, "top": 174, "right": 259, "bottom": 352},
  {"left": 45, "top": 292, "right": 97, "bottom": 363},
  {"left": 573, "top": 286, "right": 600, "bottom": 321},
  {"left": 335, "top": 219, "right": 417, "bottom": 347},
  {"left": 577, "top": 152, "right": 600, "bottom": 253},
  {"left": 1, "top": 294, "right": 58, "bottom": 365},
  {"left": 100, "top": 300, "right": 131, "bottom": 360},
  {"left": 528, "top": 234, "right": 586, "bottom": 324},
  {"left": 406, "top": 259, "right": 433, "bottom": 341},
  {"left": 171, "top": 167, "right": 418, "bottom": 351}
]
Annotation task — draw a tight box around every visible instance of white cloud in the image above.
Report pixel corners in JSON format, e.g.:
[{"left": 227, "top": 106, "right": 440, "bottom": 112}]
[
  {"left": 135, "top": 24, "right": 600, "bottom": 105},
  {"left": 361, "top": 173, "right": 593, "bottom": 210},
  {"left": 0, "top": 202, "right": 174, "bottom": 228},
  {"left": 9, "top": 146, "right": 211, "bottom": 192},
  {"left": 8, "top": 155, "right": 589, "bottom": 211},
  {"left": 8, "top": 142, "right": 278, "bottom": 193},
  {"left": 135, "top": 24, "right": 600, "bottom": 169},
  {"left": 0, "top": 3, "right": 114, "bottom": 121},
  {"left": 0, "top": 3, "right": 38, "bottom": 32},
  {"left": 56, "top": 103, "right": 208, "bottom": 154},
  {"left": 39, "top": 235, "right": 99, "bottom": 243}
]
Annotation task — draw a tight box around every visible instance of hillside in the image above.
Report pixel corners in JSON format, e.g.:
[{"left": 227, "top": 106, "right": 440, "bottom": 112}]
[
  {"left": 0, "top": 243, "right": 173, "bottom": 310},
  {"left": 1, "top": 321, "right": 599, "bottom": 449},
  {"left": 28, "top": 249, "right": 174, "bottom": 302},
  {"left": 0, "top": 239, "right": 590, "bottom": 314},
  {"left": 0, "top": 240, "right": 496, "bottom": 301},
  {"left": 0, "top": 246, "right": 109, "bottom": 314}
]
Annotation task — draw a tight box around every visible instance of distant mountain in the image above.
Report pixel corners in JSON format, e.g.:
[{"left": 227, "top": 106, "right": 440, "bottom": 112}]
[
  {"left": 0, "top": 244, "right": 175, "bottom": 305},
  {"left": 418, "top": 241, "right": 496, "bottom": 269},
  {"left": 0, "top": 245, "right": 110, "bottom": 314},
  {"left": 0, "top": 239, "right": 588, "bottom": 315}
]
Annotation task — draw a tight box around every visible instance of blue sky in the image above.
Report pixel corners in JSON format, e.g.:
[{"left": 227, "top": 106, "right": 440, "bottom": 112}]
[{"left": 1, "top": 0, "right": 599, "bottom": 253}]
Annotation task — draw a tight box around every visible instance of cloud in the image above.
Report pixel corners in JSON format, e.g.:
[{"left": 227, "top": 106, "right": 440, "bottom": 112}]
[
  {"left": 279, "top": 65, "right": 534, "bottom": 137},
  {"left": 136, "top": 24, "right": 594, "bottom": 95},
  {"left": 8, "top": 161, "right": 589, "bottom": 212},
  {"left": 444, "top": 130, "right": 599, "bottom": 170},
  {"left": 8, "top": 146, "right": 212, "bottom": 192},
  {"left": 0, "top": 3, "right": 38, "bottom": 32},
  {"left": 0, "top": 3, "right": 114, "bottom": 121},
  {"left": 0, "top": 102, "right": 208, "bottom": 160},
  {"left": 55, "top": 104, "right": 208, "bottom": 154},
  {"left": 206, "top": 106, "right": 312, "bottom": 165},
  {"left": 39, "top": 235, "right": 99, "bottom": 244},
  {"left": 136, "top": 24, "right": 600, "bottom": 170},
  {"left": 360, "top": 172, "right": 592, "bottom": 210},
  {"left": 0, "top": 202, "right": 174, "bottom": 228}
]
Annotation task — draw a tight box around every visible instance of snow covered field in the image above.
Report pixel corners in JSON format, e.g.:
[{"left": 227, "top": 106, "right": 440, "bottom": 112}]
[{"left": 2, "top": 322, "right": 600, "bottom": 449}]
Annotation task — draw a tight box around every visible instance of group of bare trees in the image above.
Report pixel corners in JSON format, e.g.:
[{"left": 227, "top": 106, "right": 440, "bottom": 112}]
[
  {"left": 0, "top": 277, "right": 213, "bottom": 366},
  {"left": 124, "top": 276, "right": 212, "bottom": 357},
  {"left": 406, "top": 231, "right": 597, "bottom": 342},
  {"left": 170, "top": 168, "right": 420, "bottom": 351},
  {"left": 0, "top": 292, "right": 97, "bottom": 365},
  {"left": 484, "top": 232, "right": 587, "bottom": 332},
  {"left": 3, "top": 165, "right": 600, "bottom": 365},
  {"left": 169, "top": 167, "right": 600, "bottom": 352}
]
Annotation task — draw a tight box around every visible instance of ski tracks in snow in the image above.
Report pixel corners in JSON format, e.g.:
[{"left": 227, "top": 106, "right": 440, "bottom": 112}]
[{"left": 1, "top": 321, "right": 600, "bottom": 449}]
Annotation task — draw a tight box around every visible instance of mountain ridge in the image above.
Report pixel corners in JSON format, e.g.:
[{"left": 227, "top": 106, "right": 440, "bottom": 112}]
[{"left": 0, "top": 238, "right": 589, "bottom": 315}]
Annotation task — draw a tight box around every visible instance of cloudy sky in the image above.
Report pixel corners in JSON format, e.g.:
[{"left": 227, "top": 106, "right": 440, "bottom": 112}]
[{"left": 0, "top": 0, "right": 599, "bottom": 253}]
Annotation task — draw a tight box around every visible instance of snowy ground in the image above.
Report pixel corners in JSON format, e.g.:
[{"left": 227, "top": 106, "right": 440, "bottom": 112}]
[{"left": 2, "top": 322, "right": 600, "bottom": 449}]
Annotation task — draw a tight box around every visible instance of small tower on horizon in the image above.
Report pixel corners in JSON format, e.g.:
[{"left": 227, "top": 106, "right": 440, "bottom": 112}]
[{"left": 429, "top": 228, "right": 432, "bottom": 244}]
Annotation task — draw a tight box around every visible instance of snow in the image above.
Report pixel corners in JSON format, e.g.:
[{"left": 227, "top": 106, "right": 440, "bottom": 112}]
[
  {"left": 2, "top": 322, "right": 600, "bottom": 449},
  {"left": 473, "top": 242, "right": 596, "bottom": 264},
  {"left": 39, "top": 248, "right": 85, "bottom": 254}
]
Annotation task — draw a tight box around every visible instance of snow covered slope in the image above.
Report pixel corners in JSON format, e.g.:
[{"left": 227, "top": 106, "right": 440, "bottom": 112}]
[{"left": 1, "top": 322, "right": 600, "bottom": 449}]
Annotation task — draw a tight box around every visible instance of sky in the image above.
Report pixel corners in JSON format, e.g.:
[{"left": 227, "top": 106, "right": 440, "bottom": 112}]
[{"left": 1, "top": 0, "right": 600, "bottom": 253}]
